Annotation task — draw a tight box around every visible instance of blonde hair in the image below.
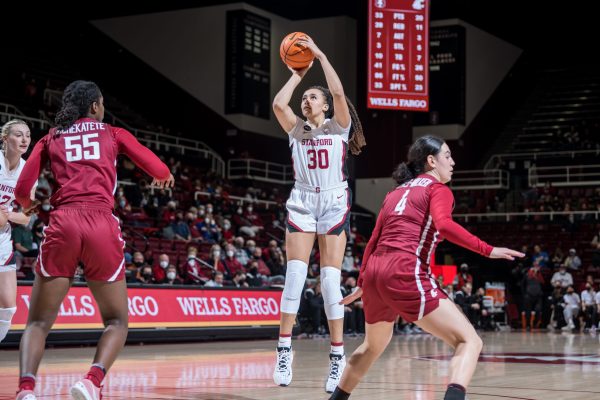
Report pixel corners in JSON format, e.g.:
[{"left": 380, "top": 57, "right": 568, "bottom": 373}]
[{"left": 1, "top": 119, "right": 29, "bottom": 153}]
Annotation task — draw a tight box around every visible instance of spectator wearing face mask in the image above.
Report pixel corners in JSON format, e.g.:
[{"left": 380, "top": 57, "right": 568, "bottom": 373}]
[
  {"left": 183, "top": 246, "right": 206, "bottom": 285},
  {"left": 163, "top": 265, "right": 183, "bottom": 285},
  {"left": 562, "top": 248, "right": 582, "bottom": 271},
  {"left": 223, "top": 244, "right": 244, "bottom": 279},
  {"left": 201, "top": 216, "right": 222, "bottom": 244},
  {"left": 221, "top": 218, "right": 234, "bottom": 241},
  {"left": 153, "top": 253, "right": 173, "bottom": 283},
  {"left": 233, "top": 237, "right": 249, "bottom": 267},
  {"left": 204, "top": 245, "right": 226, "bottom": 275},
  {"left": 138, "top": 265, "right": 155, "bottom": 284},
  {"left": 341, "top": 247, "right": 358, "bottom": 273},
  {"left": 251, "top": 247, "right": 271, "bottom": 276},
  {"left": 115, "top": 195, "right": 131, "bottom": 219},
  {"left": 580, "top": 283, "right": 596, "bottom": 331},
  {"left": 204, "top": 271, "right": 224, "bottom": 288},
  {"left": 551, "top": 265, "right": 573, "bottom": 288},
  {"left": 171, "top": 211, "right": 192, "bottom": 242},
  {"left": 162, "top": 200, "right": 177, "bottom": 226},
  {"left": 262, "top": 240, "right": 279, "bottom": 262},
  {"left": 453, "top": 263, "right": 473, "bottom": 290},
  {"left": 128, "top": 252, "right": 147, "bottom": 283},
  {"left": 267, "top": 248, "right": 286, "bottom": 277},
  {"left": 233, "top": 205, "right": 262, "bottom": 237},
  {"left": 561, "top": 285, "right": 581, "bottom": 331}
]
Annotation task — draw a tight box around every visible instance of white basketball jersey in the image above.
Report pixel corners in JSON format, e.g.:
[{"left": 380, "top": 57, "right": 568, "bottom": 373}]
[
  {"left": 0, "top": 151, "right": 26, "bottom": 248},
  {"left": 288, "top": 116, "right": 351, "bottom": 189}
]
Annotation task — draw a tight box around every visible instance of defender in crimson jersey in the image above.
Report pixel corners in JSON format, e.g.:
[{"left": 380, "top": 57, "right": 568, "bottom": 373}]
[
  {"left": 14, "top": 81, "right": 174, "bottom": 400},
  {"left": 329, "top": 136, "right": 523, "bottom": 400}
]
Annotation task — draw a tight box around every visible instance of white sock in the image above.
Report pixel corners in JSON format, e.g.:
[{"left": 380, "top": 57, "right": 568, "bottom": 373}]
[
  {"left": 278, "top": 335, "right": 292, "bottom": 348},
  {"left": 330, "top": 342, "right": 344, "bottom": 355}
]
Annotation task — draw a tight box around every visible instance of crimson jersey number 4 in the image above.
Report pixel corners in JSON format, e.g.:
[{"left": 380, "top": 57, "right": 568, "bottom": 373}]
[
  {"left": 307, "top": 149, "right": 329, "bottom": 169},
  {"left": 65, "top": 133, "right": 101, "bottom": 162},
  {"left": 394, "top": 190, "right": 411, "bottom": 215}
]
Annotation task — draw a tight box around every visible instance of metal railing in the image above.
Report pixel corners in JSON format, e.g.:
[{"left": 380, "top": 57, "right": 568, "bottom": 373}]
[
  {"left": 484, "top": 149, "right": 600, "bottom": 171},
  {"left": 0, "top": 103, "right": 26, "bottom": 116},
  {"left": 454, "top": 210, "right": 599, "bottom": 223},
  {"left": 529, "top": 164, "right": 600, "bottom": 187},
  {"left": 117, "top": 180, "right": 172, "bottom": 197},
  {"left": 449, "top": 169, "right": 509, "bottom": 190},
  {"left": 228, "top": 159, "right": 294, "bottom": 184},
  {"left": 194, "top": 191, "right": 279, "bottom": 208},
  {"left": 43, "top": 89, "right": 225, "bottom": 176},
  {"left": 0, "top": 112, "right": 52, "bottom": 131}
]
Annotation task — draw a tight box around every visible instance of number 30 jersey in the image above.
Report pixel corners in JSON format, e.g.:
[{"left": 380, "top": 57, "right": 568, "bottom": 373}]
[
  {"left": 15, "top": 118, "right": 170, "bottom": 210},
  {"left": 288, "top": 116, "right": 351, "bottom": 189}
]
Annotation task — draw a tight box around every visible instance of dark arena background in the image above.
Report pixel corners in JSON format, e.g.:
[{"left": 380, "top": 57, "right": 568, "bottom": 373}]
[{"left": 1, "top": 1, "right": 599, "bottom": 399}]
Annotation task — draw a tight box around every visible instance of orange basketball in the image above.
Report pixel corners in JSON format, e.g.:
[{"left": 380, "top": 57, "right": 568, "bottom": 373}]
[{"left": 279, "top": 32, "right": 315, "bottom": 70}]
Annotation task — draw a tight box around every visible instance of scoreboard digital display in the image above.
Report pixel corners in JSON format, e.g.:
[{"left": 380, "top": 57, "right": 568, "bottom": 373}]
[{"left": 367, "top": 0, "right": 429, "bottom": 111}]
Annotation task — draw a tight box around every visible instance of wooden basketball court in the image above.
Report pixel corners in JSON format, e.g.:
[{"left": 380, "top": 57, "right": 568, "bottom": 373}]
[{"left": 1, "top": 332, "right": 599, "bottom": 399}]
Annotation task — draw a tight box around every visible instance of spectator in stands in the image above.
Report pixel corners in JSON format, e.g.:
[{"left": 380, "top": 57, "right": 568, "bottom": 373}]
[
  {"left": 201, "top": 216, "right": 221, "bottom": 244},
  {"left": 12, "top": 224, "right": 38, "bottom": 258},
  {"left": 204, "top": 271, "right": 224, "bottom": 288},
  {"left": 205, "top": 244, "right": 226, "bottom": 276},
  {"left": 245, "top": 239, "right": 257, "bottom": 258},
  {"left": 153, "top": 253, "right": 173, "bottom": 283},
  {"left": 35, "top": 169, "right": 53, "bottom": 198},
  {"left": 551, "top": 247, "right": 565, "bottom": 269},
  {"left": 223, "top": 244, "right": 244, "bottom": 278},
  {"left": 36, "top": 198, "right": 52, "bottom": 225},
  {"left": 341, "top": 246, "right": 357, "bottom": 274},
  {"left": 128, "top": 251, "right": 148, "bottom": 283},
  {"left": 532, "top": 244, "right": 549, "bottom": 268},
  {"left": 548, "top": 282, "right": 565, "bottom": 330},
  {"left": 453, "top": 263, "right": 473, "bottom": 290},
  {"left": 262, "top": 240, "right": 279, "bottom": 262},
  {"left": 171, "top": 210, "right": 191, "bottom": 241},
  {"left": 221, "top": 219, "right": 234, "bottom": 242},
  {"left": 348, "top": 226, "right": 366, "bottom": 250},
  {"left": 303, "top": 280, "right": 325, "bottom": 335},
  {"left": 230, "top": 270, "right": 249, "bottom": 288},
  {"left": 521, "top": 262, "right": 544, "bottom": 330},
  {"left": 161, "top": 200, "right": 177, "bottom": 226},
  {"left": 233, "top": 237, "right": 249, "bottom": 267},
  {"left": 163, "top": 265, "right": 183, "bottom": 285},
  {"left": 562, "top": 248, "right": 581, "bottom": 271},
  {"left": 551, "top": 265, "right": 573, "bottom": 288},
  {"left": 251, "top": 247, "right": 271, "bottom": 276},
  {"left": 267, "top": 247, "right": 286, "bottom": 277},
  {"left": 341, "top": 277, "right": 364, "bottom": 335},
  {"left": 183, "top": 246, "right": 205, "bottom": 285},
  {"left": 580, "top": 283, "right": 596, "bottom": 331},
  {"left": 114, "top": 194, "right": 131, "bottom": 219},
  {"left": 138, "top": 265, "right": 155, "bottom": 284},
  {"left": 246, "top": 260, "right": 266, "bottom": 287},
  {"left": 454, "top": 283, "right": 480, "bottom": 327},
  {"left": 561, "top": 285, "right": 581, "bottom": 331}
]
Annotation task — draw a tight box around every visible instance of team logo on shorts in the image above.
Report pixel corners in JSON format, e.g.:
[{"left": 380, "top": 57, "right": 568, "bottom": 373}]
[
  {"left": 303, "top": 125, "right": 312, "bottom": 131},
  {"left": 430, "top": 289, "right": 438, "bottom": 298}
]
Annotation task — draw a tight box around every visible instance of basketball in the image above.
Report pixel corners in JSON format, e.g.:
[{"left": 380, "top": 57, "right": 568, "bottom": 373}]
[{"left": 279, "top": 32, "right": 315, "bottom": 70}]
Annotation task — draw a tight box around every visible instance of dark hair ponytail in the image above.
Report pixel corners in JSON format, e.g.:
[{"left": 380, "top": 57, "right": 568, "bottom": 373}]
[
  {"left": 392, "top": 135, "right": 445, "bottom": 185},
  {"left": 55, "top": 80, "right": 102, "bottom": 130},
  {"left": 310, "top": 85, "right": 366, "bottom": 156}
]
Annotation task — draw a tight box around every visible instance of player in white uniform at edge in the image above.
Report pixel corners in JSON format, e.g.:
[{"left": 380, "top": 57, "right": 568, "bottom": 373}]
[
  {"left": 0, "top": 120, "right": 36, "bottom": 344},
  {"left": 272, "top": 36, "right": 366, "bottom": 393}
]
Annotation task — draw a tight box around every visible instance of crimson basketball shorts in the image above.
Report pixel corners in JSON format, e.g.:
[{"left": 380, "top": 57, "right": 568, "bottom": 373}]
[
  {"left": 361, "top": 249, "right": 447, "bottom": 323},
  {"left": 36, "top": 208, "right": 125, "bottom": 281},
  {"left": 286, "top": 182, "right": 351, "bottom": 236}
]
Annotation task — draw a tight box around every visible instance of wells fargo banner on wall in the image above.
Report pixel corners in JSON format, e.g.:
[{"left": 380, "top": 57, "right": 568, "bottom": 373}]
[{"left": 11, "top": 286, "right": 283, "bottom": 330}]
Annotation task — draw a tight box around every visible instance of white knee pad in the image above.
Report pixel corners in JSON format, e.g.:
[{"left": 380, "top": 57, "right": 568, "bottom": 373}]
[
  {"left": 0, "top": 307, "right": 16, "bottom": 343},
  {"left": 320, "top": 267, "right": 344, "bottom": 320},
  {"left": 280, "top": 260, "right": 308, "bottom": 314}
]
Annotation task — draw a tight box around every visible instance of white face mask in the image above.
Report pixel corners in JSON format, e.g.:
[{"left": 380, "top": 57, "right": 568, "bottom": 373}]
[
  {"left": 226, "top": 250, "right": 235, "bottom": 258},
  {"left": 248, "top": 246, "right": 256, "bottom": 253},
  {"left": 159, "top": 261, "right": 169, "bottom": 269},
  {"left": 247, "top": 207, "right": 253, "bottom": 212},
  {"left": 213, "top": 250, "right": 221, "bottom": 258},
  {"left": 167, "top": 271, "right": 176, "bottom": 280},
  {"left": 207, "top": 207, "right": 213, "bottom": 213},
  {"left": 224, "top": 223, "right": 231, "bottom": 230},
  {"left": 42, "top": 204, "right": 51, "bottom": 211}
]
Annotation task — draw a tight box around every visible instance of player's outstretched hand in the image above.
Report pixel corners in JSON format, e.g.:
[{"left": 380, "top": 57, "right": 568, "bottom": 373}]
[
  {"left": 490, "top": 247, "right": 525, "bottom": 261},
  {"left": 23, "top": 200, "right": 41, "bottom": 217},
  {"left": 152, "top": 174, "right": 175, "bottom": 189},
  {"left": 340, "top": 287, "right": 363, "bottom": 305}
]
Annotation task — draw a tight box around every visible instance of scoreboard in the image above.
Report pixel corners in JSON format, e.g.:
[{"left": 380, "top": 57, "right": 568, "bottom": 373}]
[{"left": 367, "top": 0, "right": 429, "bottom": 111}]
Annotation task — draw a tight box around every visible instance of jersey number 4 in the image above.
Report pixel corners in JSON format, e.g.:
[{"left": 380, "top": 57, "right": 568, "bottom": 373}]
[
  {"left": 307, "top": 149, "right": 329, "bottom": 170},
  {"left": 394, "top": 190, "right": 411, "bottom": 215},
  {"left": 65, "top": 133, "right": 101, "bottom": 162}
]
